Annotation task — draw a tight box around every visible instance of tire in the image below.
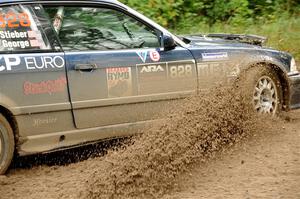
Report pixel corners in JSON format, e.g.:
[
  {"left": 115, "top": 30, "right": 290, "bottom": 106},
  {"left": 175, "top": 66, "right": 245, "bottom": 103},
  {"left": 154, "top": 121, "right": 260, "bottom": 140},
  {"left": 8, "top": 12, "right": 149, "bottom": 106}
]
[
  {"left": 239, "top": 66, "right": 283, "bottom": 115},
  {"left": 0, "top": 114, "right": 14, "bottom": 175}
]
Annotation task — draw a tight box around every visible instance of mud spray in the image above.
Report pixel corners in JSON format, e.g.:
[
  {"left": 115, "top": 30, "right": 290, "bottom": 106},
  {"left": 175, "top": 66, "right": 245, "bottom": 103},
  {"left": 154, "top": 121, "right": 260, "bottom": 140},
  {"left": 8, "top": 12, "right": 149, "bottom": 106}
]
[{"left": 78, "top": 84, "right": 270, "bottom": 199}]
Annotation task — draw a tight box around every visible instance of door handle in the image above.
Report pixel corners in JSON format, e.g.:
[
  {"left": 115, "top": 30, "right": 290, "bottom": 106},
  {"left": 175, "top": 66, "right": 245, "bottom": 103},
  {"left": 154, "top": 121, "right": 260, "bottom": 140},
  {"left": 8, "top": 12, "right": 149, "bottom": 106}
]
[{"left": 75, "top": 64, "right": 97, "bottom": 71}]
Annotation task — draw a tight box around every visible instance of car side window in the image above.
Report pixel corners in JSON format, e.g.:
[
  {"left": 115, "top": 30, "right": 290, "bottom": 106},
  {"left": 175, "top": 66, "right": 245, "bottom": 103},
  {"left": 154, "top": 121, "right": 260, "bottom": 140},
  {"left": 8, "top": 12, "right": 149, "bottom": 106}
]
[
  {"left": 45, "top": 6, "right": 161, "bottom": 51},
  {"left": 0, "top": 4, "right": 60, "bottom": 53}
]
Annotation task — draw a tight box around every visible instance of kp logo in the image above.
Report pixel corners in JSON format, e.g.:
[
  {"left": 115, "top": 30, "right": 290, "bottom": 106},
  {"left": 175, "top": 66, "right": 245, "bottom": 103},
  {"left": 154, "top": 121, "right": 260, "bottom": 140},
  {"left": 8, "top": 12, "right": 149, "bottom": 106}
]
[
  {"left": 136, "top": 51, "right": 148, "bottom": 63},
  {"left": 0, "top": 55, "right": 21, "bottom": 72}
]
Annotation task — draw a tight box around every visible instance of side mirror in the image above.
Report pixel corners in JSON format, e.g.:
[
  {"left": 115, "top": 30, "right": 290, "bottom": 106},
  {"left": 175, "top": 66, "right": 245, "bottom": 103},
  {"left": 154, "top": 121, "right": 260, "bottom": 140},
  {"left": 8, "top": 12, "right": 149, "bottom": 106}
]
[{"left": 162, "top": 34, "right": 176, "bottom": 51}]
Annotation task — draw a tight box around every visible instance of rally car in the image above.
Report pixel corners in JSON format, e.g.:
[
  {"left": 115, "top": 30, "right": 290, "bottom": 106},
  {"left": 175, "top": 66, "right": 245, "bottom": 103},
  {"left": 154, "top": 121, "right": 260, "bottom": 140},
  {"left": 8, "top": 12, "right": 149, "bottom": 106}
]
[{"left": 0, "top": 0, "right": 299, "bottom": 174}]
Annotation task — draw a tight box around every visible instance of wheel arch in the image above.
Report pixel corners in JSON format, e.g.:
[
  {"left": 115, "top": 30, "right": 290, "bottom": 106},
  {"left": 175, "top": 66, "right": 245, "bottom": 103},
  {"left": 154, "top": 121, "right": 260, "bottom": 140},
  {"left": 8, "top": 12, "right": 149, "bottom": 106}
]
[
  {"left": 0, "top": 105, "right": 19, "bottom": 141},
  {"left": 243, "top": 61, "right": 290, "bottom": 111}
]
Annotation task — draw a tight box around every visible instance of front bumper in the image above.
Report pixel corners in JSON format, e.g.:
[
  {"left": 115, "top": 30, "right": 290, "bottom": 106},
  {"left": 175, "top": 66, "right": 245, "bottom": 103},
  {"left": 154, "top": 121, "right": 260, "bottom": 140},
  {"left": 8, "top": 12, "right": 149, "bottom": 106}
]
[{"left": 288, "top": 72, "right": 300, "bottom": 109}]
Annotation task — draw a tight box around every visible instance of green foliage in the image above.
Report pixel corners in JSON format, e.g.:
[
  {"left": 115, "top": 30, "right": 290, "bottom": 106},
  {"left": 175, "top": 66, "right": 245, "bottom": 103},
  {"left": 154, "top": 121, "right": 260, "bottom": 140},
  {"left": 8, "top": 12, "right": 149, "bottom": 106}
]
[
  {"left": 120, "top": 0, "right": 300, "bottom": 60},
  {"left": 120, "top": 0, "right": 300, "bottom": 28}
]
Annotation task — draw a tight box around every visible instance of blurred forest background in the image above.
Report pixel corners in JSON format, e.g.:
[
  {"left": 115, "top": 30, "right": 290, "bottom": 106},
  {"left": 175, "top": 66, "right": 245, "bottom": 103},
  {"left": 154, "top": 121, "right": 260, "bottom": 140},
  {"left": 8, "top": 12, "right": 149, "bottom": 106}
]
[{"left": 120, "top": 0, "right": 300, "bottom": 61}]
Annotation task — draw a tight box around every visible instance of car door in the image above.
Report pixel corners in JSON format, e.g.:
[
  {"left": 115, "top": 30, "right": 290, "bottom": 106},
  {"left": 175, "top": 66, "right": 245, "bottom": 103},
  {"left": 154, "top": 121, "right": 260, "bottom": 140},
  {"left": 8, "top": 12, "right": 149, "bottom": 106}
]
[
  {"left": 45, "top": 4, "right": 197, "bottom": 129},
  {"left": 0, "top": 4, "right": 73, "bottom": 139}
]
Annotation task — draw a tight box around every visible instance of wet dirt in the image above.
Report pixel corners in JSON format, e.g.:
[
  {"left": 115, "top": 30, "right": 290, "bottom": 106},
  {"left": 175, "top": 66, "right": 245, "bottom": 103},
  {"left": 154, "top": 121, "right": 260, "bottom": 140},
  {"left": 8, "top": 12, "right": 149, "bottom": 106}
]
[{"left": 0, "top": 87, "right": 299, "bottom": 199}]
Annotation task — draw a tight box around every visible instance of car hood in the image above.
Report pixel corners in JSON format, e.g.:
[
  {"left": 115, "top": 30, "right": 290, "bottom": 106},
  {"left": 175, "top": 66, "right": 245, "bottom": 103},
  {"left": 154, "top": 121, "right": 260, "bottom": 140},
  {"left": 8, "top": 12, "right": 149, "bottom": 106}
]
[{"left": 180, "top": 34, "right": 267, "bottom": 49}]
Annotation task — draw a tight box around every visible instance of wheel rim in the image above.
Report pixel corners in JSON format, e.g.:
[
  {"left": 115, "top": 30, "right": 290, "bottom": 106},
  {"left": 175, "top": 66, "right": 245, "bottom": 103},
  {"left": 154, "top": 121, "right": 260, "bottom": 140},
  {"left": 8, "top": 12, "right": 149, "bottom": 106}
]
[{"left": 253, "top": 76, "right": 278, "bottom": 114}]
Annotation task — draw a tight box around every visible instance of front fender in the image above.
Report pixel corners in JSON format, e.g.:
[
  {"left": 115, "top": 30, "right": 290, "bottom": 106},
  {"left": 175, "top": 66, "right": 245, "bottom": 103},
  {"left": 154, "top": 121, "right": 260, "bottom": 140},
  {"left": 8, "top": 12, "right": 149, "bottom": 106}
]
[
  {"left": 238, "top": 51, "right": 292, "bottom": 110},
  {"left": 0, "top": 93, "right": 18, "bottom": 115},
  {"left": 238, "top": 49, "right": 291, "bottom": 73}
]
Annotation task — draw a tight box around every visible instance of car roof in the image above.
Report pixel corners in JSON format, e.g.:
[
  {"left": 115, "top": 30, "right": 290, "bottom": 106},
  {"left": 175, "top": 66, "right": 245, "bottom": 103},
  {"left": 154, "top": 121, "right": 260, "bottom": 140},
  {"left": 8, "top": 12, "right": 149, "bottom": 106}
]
[{"left": 0, "top": 0, "right": 120, "bottom": 5}]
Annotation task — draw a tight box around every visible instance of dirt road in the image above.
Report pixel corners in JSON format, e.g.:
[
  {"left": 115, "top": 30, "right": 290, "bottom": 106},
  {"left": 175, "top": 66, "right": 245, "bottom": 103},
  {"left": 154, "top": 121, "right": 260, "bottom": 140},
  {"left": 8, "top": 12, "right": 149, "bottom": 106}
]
[
  {"left": 166, "top": 110, "right": 300, "bottom": 199},
  {"left": 0, "top": 110, "right": 299, "bottom": 198}
]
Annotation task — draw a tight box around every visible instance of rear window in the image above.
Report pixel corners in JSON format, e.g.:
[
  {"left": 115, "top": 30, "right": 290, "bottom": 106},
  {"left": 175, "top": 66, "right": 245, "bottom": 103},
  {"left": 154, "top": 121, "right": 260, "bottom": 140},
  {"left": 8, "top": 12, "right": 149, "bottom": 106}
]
[{"left": 0, "top": 4, "right": 60, "bottom": 53}]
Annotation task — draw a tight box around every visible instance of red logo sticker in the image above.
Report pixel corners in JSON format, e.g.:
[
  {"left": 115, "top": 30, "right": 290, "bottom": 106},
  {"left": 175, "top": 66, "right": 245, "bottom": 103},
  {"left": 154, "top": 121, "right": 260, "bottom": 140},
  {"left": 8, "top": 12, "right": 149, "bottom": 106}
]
[
  {"left": 23, "top": 76, "right": 67, "bottom": 95},
  {"left": 150, "top": 51, "right": 160, "bottom": 62}
]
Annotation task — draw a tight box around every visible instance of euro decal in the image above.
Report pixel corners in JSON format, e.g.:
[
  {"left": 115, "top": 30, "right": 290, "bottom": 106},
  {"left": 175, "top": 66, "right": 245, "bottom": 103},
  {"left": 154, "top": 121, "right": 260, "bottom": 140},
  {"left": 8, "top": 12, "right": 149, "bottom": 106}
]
[
  {"left": 25, "top": 56, "right": 64, "bottom": 70},
  {"left": 106, "top": 67, "right": 133, "bottom": 98},
  {"left": 0, "top": 55, "right": 65, "bottom": 72}
]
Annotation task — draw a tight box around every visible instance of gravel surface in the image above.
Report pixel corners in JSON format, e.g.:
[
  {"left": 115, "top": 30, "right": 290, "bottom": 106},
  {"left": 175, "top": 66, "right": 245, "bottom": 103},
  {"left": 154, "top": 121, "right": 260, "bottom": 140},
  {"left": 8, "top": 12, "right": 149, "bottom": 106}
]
[{"left": 0, "top": 89, "right": 299, "bottom": 199}]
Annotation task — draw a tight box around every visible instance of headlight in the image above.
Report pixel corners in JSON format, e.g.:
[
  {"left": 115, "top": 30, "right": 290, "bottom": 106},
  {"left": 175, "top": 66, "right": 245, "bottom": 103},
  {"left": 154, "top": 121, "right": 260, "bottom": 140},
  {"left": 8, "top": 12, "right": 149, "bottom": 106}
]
[{"left": 290, "top": 58, "right": 298, "bottom": 72}]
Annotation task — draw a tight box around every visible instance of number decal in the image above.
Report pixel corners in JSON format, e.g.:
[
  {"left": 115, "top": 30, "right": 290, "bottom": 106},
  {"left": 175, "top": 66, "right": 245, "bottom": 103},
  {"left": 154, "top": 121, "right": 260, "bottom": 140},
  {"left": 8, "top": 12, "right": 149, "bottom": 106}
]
[
  {"left": 19, "top": 13, "right": 31, "bottom": 27},
  {"left": 0, "top": 14, "right": 5, "bottom": 28},
  {"left": 0, "top": 13, "right": 31, "bottom": 28},
  {"left": 170, "top": 66, "right": 178, "bottom": 78},
  {"left": 7, "top": 13, "right": 18, "bottom": 28},
  {"left": 169, "top": 64, "right": 193, "bottom": 78}
]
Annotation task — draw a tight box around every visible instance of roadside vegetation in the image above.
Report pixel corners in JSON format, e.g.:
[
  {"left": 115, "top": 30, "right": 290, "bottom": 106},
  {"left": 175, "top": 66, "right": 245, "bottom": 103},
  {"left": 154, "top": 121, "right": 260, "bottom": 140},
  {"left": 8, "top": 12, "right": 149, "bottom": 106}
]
[{"left": 121, "top": 0, "right": 300, "bottom": 61}]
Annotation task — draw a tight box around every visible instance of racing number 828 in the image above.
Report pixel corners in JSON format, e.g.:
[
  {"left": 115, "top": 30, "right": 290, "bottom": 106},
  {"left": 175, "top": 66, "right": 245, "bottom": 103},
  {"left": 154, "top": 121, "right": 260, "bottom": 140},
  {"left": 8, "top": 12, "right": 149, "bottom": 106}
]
[
  {"left": 169, "top": 64, "right": 193, "bottom": 78},
  {"left": 0, "top": 13, "right": 31, "bottom": 28}
]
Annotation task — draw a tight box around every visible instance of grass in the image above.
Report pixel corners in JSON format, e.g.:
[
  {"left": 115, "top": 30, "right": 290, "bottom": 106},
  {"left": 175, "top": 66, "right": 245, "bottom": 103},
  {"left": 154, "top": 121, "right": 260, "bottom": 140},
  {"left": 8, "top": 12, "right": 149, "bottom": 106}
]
[{"left": 173, "top": 16, "right": 300, "bottom": 64}]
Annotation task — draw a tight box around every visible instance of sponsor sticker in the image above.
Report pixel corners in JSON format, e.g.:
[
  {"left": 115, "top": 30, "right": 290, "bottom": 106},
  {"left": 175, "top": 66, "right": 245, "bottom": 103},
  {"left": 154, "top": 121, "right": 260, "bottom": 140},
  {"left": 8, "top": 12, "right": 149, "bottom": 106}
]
[
  {"left": 25, "top": 56, "right": 65, "bottom": 70},
  {"left": 106, "top": 67, "right": 132, "bottom": 98},
  {"left": 23, "top": 75, "right": 67, "bottom": 95},
  {"left": 137, "top": 62, "right": 168, "bottom": 94},
  {"left": 0, "top": 10, "right": 49, "bottom": 50},
  {"left": 0, "top": 55, "right": 65, "bottom": 72},
  {"left": 168, "top": 63, "right": 193, "bottom": 79},
  {"left": 137, "top": 60, "right": 196, "bottom": 94},
  {"left": 202, "top": 52, "right": 228, "bottom": 61},
  {"left": 27, "top": 30, "right": 38, "bottom": 38},
  {"left": 0, "top": 31, "right": 31, "bottom": 49},
  {"left": 136, "top": 51, "right": 148, "bottom": 63},
  {"left": 0, "top": 29, "right": 46, "bottom": 50},
  {"left": 0, "top": 55, "right": 20, "bottom": 71},
  {"left": 29, "top": 40, "right": 41, "bottom": 47},
  {"left": 140, "top": 64, "right": 165, "bottom": 73},
  {"left": 197, "top": 62, "right": 239, "bottom": 78},
  {"left": 150, "top": 51, "right": 160, "bottom": 62},
  {"left": 33, "top": 117, "right": 57, "bottom": 127},
  {"left": 0, "top": 12, "right": 31, "bottom": 28},
  {"left": 0, "top": 30, "right": 28, "bottom": 39}
]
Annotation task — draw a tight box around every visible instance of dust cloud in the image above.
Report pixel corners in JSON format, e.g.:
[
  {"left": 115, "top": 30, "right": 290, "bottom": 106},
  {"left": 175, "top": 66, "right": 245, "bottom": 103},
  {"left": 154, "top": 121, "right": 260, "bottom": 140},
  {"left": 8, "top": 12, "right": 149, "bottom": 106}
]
[
  {"left": 80, "top": 85, "right": 267, "bottom": 199},
  {"left": 1, "top": 67, "right": 282, "bottom": 199}
]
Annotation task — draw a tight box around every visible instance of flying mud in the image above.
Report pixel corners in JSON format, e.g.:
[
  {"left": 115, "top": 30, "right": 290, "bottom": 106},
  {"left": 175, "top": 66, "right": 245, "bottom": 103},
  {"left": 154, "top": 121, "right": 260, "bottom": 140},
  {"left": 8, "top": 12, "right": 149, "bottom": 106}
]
[{"left": 0, "top": 82, "right": 299, "bottom": 199}]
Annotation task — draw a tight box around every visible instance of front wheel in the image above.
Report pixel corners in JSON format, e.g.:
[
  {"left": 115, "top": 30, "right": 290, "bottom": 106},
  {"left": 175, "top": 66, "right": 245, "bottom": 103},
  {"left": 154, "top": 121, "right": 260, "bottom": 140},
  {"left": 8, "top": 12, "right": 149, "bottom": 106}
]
[
  {"left": 240, "top": 66, "right": 283, "bottom": 115},
  {"left": 0, "top": 114, "right": 14, "bottom": 175}
]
